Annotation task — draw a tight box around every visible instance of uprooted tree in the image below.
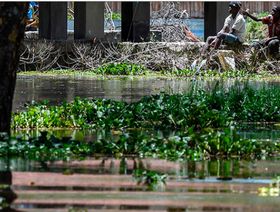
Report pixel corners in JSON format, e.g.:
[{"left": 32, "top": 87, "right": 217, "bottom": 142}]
[{"left": 0, "top": 3, "right": 28, "bottom": 133}]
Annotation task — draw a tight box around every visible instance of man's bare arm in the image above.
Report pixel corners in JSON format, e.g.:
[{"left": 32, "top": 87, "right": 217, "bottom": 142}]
[{"left": 243, "top": 10, "right": 262, "bottom": 22}]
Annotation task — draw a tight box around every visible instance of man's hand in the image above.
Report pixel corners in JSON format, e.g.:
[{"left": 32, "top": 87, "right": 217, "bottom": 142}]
[
  {"left": 242, "top": 9, "right": 261, "bottom": 22},
  {"left": 241, "top": 9, "right": 250, "bottom": 16}
]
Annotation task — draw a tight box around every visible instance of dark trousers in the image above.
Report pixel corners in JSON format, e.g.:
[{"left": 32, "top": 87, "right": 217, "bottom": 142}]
[
  {"left": 254, "top": 38, "right": 280, "bottom": 57},
  {"left": 267, "top": 39, "right": 280, "bottom": 56}
]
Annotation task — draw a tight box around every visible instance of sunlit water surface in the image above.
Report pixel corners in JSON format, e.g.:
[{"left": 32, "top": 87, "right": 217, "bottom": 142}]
[{"left": 2, "top": 76, "right": 280, "bottom": 211}]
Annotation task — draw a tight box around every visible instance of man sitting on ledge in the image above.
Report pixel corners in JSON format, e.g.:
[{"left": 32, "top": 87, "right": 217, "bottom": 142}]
[{"left": 202, "top": 1, "right": 246, "bottom": 55}]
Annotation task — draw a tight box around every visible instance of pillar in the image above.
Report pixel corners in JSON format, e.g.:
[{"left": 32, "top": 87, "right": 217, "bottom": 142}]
[
  {"left": 204, "top": 2, "right": 229, "bottom": 41},
  {"left": 74, "top": 2, "right": 105, "bottom": 39},
  {"left": 39, "top": 2, "right": 67, "bottom": 40},
  {"left": 121, "top": 2, "right": 150, "bottom": 42}
]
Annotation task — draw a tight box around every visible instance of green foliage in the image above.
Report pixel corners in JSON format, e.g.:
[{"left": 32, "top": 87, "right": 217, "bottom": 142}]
[
  {"left": 12, "top": 84, "right": 280, "bottom": 131},
  {"left": 105, "top": 12, "right": 121, "bottom": 20},
  {"left": 9, "top": 83, "right": 280, "bottom": 162},
  {"left": 0, "top": 132, "right": 92, "bottom": 161},
  {"left": 1, "top": 126, "right": 280, "bottom": 161},
  {"left": 67, "top": 14, "right": 74, "bottom": 21},
  {"left": 96, "top": 63, "right": 147, "bottom": 75},
  {"left": 133, "top": 169, "right": 167, "bottom": 190},
  {"left": 19, "top": 68, "right": 275, "bottom": 79},
  {"left": 222, "top": 84, "right": 280, "bottom": 122},
  {"left": 245, "top": 12, "right": 269, "bottom": 41},
  {"left": 162, "top": 69, "right": 252, "bottom": 78}
]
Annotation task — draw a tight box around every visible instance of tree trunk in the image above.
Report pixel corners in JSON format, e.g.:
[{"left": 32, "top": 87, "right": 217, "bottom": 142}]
[{"left": 0, "top": 3, "right": 28, "bottom": 133}]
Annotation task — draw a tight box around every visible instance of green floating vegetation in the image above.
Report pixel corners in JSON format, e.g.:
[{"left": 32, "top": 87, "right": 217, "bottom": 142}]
[
  {"left": 161, "top": 68, "right": 256, "bottom": 78},
  {"left": 1, "top": 127, "right": 280, "bottom": 161},
  {"left": 8, "top": 83, "right": 280, "bottom": 161},
  {"left": 133, "top": 169, "right": 167, "bottom": 190},
  {"left": 19, "top": 62, "right": 273, "bottom": 79},
  {"left": 12, "top": 84, "right": 280, "bottom": 131},
  {"left": 95, "top": 63, "right": 148, "bottom": 75}
]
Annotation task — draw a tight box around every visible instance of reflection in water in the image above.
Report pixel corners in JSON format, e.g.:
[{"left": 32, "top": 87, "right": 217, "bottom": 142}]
[
  {"left": 0, "top": 141, "right": 17, "bottom": 211},
  {"left": 2, "top": 157, "right": 280, "bottom": 180},
  {"left": 1, "top": 157, "right": 280, "bottom": 211},
  {"left": 0, "top": 171, "right": 16, "bottom": 211},
  {"left": 14, "top": 76, "right": 280, "bottom": 111},
  {"left": 9, "top": 76, "right": 280, "bottom": 210},
  {"left": 14, "top": 76, "right": 191, "bottom": 111}
]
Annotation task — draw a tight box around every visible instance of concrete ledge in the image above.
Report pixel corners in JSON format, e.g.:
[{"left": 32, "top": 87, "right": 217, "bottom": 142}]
[
  {"left": 25, "top": 30, "right": 162, "bottom": 43},
  {"left": 20, "top": 35, "right": 261, "bottom": 72}
]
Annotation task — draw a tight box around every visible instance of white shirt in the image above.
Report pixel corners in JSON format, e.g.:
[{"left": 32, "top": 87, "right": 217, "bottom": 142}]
[{"left": 224, "top": 12, "right": 246, "bottom": 42}]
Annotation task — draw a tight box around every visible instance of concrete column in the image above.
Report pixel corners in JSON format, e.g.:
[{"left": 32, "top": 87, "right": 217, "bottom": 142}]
[
  {"left": 204, "top": 2, "right": 229, "bottom": 41},
  {"left": 121, "top": 2, "right": 150, "bottom": 42},
  {"left": 39, "top": 2, "right": 67, "bottom": 40},
  {"left": 74, "top": 2, "right": 104, "bottom": 39}
]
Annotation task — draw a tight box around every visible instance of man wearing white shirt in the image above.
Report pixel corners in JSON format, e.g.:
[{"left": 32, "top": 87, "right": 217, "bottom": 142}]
[{"left": 202, "top": 1, "right": 246, "bottom": 54}]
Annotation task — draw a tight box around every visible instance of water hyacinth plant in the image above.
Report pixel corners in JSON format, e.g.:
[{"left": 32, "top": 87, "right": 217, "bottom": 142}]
[
  {"left": 1, "top": 128, "right": 280, "bottom": 161},
  {"left": 95, "top": 63, "right": 148, "bottom": 75},
  {"left": 133, "top": 169, "right": 167, "bottom": 190},
  {"left": 12, "top": 84, "right": 280, "bottom": 130},
  {"left": 6, "top": 83, "right": 280, "bottom": 161}
]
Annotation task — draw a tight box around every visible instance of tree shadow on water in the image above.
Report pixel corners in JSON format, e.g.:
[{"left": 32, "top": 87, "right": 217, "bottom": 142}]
[{"left": 0, "top": 171, "right": 20, "bottom": 212}]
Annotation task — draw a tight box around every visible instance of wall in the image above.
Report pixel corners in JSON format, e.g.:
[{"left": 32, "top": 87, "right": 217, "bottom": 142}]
[{"left": 106, "top": 1, "right": 278, "bottom": 18}]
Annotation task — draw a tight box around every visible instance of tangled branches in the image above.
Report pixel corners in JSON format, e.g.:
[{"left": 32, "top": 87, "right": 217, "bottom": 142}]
[
  {"left": 66, "top": 41, "right": 203, "bottom": 72},
  {"left": 19, "top": 40, "right": 204, "bottom": 72},
  {"left": 63, "top": 42, "right": 104, "bottom": 70},
  {"left": 19, "top": 40, "right": 62, "bottom": 71},
  {"left": 151, "top": 2, "right": 193, "bottom": 42},
  {"left": 19, "top": 38, "right": 280, "bottom": 74}
]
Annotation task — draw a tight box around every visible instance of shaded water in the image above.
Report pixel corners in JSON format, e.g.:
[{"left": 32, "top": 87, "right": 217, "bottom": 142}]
[
  {"left": 4, "top": 76, "right": 280, "bottom": 211},
  {"left": 14, "top": 76, "right": 191, "bottom": 111},
  {"left": 13, "top": 75, "right": 280, "bottom": 112}
]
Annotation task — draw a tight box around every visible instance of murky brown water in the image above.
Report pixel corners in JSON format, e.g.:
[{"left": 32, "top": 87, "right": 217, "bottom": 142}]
[
  {"left": 1, "top": 158, "right": 280, "bottom": 211},
  {"left": 13, "top": 76, "right": 192, "bottom": 111},
  {"left": 13, "top": 75, "right": 280, "bottom": 112},
  {"left": 3, "top": 76, "right": 280, "bottom": 211}
]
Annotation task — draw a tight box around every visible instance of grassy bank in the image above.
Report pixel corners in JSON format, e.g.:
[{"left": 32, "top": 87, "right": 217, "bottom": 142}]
[
  {"left": 18, "top": 69, "right": 279, "bottom": 80},
  {"left": 17, "top": 61, "right": 280, "bottom": 80}
]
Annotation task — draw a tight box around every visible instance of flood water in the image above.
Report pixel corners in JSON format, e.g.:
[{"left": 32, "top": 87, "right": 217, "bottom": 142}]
[
  {"left": 1, "top": 157, "right": 280, "bottom": 211},
  {"left": 13, "top": 75, "right": 194, "bottom": 111},
  {"left": 13, "top": 75, "right": 280, "bottom": 112},
  {"left": 2, "top": 76, "right": 280, "bottom": 211}
]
